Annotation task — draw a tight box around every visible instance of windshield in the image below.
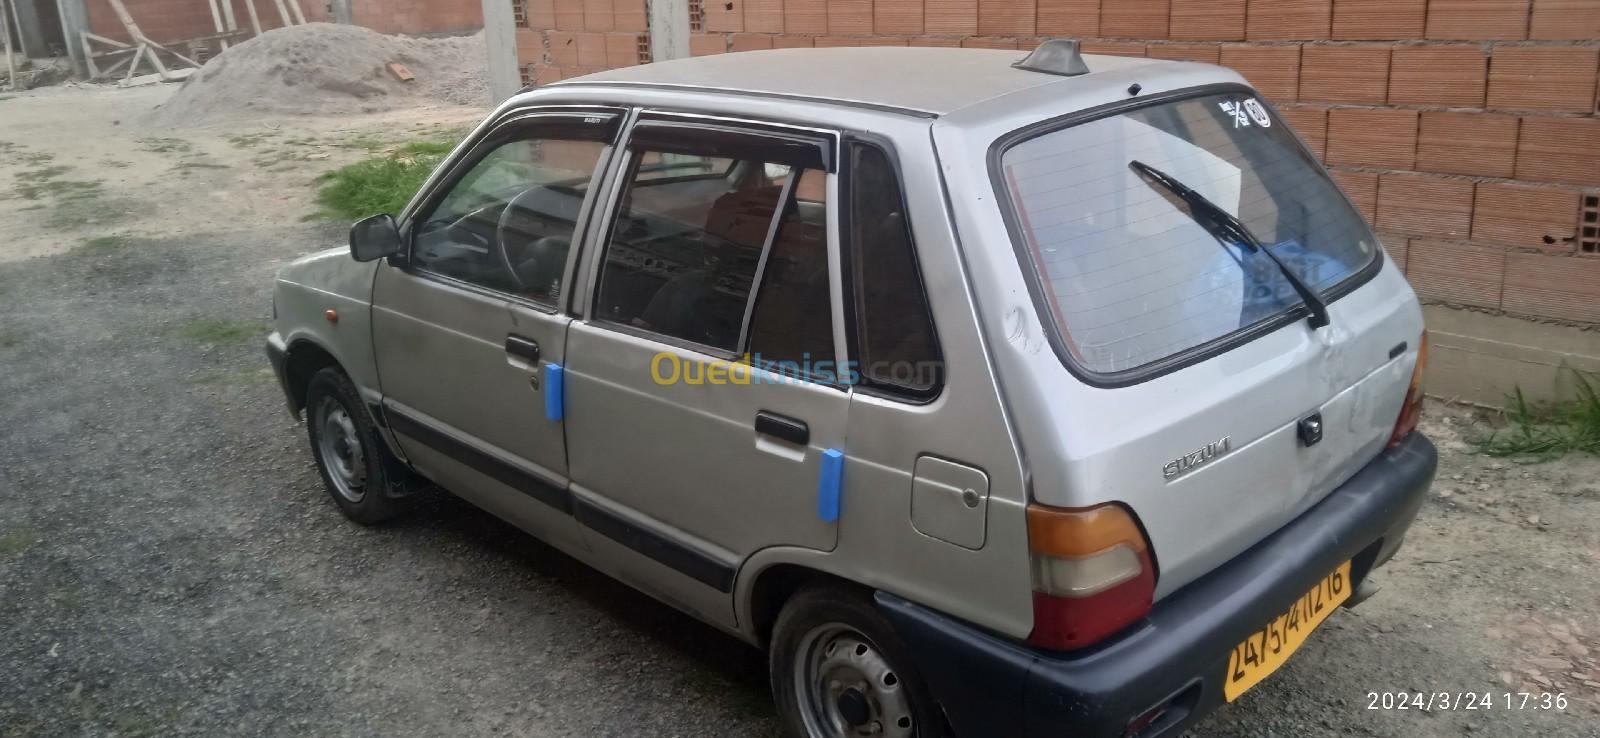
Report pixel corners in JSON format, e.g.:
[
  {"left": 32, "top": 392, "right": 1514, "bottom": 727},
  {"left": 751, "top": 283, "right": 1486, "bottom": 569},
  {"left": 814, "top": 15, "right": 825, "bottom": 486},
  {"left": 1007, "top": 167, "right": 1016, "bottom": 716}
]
[{"left": 998, "top": 91, "right": 1378, "bottom": 376}]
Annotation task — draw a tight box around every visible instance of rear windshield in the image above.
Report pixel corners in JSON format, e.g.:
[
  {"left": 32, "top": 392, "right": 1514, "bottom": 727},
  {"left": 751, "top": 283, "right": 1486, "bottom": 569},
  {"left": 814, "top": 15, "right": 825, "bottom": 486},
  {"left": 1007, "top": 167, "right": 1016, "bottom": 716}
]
[{"left": 998, "top": 91, "right": 1378, "bottom": 376}]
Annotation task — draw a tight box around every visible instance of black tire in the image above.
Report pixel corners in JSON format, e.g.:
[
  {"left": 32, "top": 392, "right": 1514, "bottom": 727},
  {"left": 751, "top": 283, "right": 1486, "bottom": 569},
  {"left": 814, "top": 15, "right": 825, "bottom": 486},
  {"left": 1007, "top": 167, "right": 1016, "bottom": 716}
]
[
  {"left": 304, "top": 367, "right": 406, "bottom": 525},
  {"left": 770, "top": 585, "right": 949, "bottom": 738}
]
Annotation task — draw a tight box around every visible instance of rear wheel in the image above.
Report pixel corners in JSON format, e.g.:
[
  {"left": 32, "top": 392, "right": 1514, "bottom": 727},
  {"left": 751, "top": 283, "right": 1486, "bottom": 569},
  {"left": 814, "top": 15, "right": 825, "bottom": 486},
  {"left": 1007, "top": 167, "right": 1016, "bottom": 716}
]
[
  {"left": 305, "top": 367, "right": 405, "bottom": 525},
  {"left": 770, "top": 586, "right": 947, "bottom": 738}
]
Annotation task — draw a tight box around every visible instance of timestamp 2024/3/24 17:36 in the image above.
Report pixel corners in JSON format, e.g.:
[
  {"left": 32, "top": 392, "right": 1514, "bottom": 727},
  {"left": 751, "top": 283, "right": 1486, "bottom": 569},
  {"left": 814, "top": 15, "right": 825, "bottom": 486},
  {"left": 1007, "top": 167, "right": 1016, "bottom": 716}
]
[{"left": 1367, "top": 691, "right": 1571, "bottom": 711}]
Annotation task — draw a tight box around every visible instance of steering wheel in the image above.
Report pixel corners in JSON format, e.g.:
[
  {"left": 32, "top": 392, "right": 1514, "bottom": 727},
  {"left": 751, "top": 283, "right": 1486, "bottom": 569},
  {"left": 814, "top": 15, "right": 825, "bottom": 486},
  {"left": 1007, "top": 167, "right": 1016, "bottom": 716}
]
[{"left": 494, "top": 186, "right": 553, "bottom": 292}]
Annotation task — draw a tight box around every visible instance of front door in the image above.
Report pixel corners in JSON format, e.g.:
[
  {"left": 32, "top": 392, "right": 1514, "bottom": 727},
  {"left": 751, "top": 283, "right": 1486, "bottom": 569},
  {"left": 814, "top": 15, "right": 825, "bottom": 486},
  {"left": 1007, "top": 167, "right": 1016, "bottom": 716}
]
[
  {"left": 563, "top": 114, "right": 846, "bottom": 619},
  {"left": 371, "top": 107, "right": 621, "bottom": 538}
]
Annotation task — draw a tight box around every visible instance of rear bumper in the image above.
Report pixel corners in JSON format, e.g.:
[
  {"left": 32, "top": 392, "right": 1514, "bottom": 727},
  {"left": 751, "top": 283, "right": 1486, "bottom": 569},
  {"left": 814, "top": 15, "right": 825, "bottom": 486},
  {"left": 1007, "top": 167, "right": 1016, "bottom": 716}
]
[{"left": 877, "top": 432, "right": 1437, "bottom": 738}]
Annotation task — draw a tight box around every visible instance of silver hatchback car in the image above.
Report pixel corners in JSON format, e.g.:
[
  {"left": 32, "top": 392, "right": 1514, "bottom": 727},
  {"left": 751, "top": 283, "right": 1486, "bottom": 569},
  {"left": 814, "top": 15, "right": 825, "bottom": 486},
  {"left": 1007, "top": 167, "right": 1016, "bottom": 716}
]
[{"left": 266, "top": 41, "right": 1438, "bottom": 738}]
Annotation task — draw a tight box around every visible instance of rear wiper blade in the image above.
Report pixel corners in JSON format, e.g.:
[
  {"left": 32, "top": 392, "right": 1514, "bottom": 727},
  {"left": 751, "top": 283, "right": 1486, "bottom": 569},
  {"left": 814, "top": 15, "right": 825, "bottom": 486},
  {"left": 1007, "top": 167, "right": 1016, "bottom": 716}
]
[{"left": 1129, "top": 159, "right": 1330, "bottom": 329}]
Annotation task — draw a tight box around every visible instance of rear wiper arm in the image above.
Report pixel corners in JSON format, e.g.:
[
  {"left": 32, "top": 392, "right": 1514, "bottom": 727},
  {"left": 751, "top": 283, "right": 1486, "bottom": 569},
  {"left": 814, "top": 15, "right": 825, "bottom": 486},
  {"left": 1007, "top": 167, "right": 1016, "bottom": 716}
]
[{"left": 1129, "top": 160, "right": 1330, "bottom": 329}]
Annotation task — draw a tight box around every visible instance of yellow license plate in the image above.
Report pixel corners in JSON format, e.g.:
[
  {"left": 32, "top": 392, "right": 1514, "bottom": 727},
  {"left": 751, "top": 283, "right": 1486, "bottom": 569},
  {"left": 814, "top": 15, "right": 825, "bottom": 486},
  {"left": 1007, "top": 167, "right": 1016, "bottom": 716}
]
[{"left": 1224, "top": 560, "right": 1352, "bottom": 701}]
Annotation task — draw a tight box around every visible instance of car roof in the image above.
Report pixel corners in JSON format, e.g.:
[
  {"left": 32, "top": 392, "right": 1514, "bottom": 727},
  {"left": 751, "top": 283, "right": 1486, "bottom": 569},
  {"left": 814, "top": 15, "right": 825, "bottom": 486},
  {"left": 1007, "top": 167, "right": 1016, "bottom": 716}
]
[{"left": 547, "top": 47, "right": 1168, "bottom": 118}]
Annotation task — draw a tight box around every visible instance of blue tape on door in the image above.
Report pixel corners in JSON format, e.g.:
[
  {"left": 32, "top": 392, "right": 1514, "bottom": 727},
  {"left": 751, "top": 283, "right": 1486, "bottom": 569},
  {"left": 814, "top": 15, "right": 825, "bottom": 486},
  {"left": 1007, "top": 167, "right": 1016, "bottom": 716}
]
[
  {"left": 817, "top": 448, "right": 844, "bottom": 523},
  {"left": 545, "top": 364, "right": 565, "bottom": 421}
]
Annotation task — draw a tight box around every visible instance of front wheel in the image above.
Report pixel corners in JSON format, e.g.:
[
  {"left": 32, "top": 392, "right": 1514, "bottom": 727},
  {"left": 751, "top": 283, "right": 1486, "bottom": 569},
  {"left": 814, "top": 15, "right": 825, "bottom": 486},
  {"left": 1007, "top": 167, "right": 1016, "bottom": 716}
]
[
  {"left": 305, "top": 367, "right": 406, "bottom": 525},
  {"left": 770, "top": 586, "right": 948, "bottom": 738}
]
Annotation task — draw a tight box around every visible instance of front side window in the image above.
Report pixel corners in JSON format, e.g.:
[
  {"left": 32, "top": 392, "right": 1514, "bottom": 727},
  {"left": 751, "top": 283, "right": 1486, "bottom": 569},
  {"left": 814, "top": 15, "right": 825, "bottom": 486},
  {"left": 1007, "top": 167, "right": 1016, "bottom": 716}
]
[
  {"left": 595, "top": 141, "right": 833, "bottom": 364},
  {"left": 998, "top": 91, "right": 1378, "bottom": 376},
  {"left": 412, "top": 137, "right": 607, "bottom": 304}
]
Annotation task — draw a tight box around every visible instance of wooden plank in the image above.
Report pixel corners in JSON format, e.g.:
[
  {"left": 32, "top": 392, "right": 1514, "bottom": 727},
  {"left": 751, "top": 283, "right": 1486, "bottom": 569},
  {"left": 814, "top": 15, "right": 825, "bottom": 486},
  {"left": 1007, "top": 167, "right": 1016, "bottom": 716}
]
[
  {"left": 145, "top": 40, "right": 200, "bottom": 67},
  {"left": 243, "top": 0, "right": 263, "bottom": 35},
  {"left": 84, "top": 31, "right": 133, "bottom": 48},
  {"left": 273, "top": 0, "right": 292, "bottom": 27},
  {"left": 124, "top": 44, "right": 145, "bottom": 82},
  {"left": 119, "top": 67, "right": 193, "bottom": 87},
  {"left": 220, "top": 0, "right": 239, "bottom": 33},
  {"left": 288, "top": 0, "right": 306, "bottom": 25},
  {"left": 104, "top": 0, "right": 150, "bottom": 42},
  {"left": 206, "top": 0, "right": 227, "bottom": 50},
  {"left": 102, "top": 52, "right": 134, "bottom": 77},
  {"left": 82, "top": 31, "right": 101, "bottom": 78}
]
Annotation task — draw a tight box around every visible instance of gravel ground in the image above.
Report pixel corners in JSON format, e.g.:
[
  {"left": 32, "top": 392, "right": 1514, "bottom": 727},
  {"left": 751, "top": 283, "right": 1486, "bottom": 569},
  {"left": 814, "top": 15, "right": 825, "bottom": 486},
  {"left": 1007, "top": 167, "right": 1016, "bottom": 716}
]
[{"left": 2, "top": 84, "right": 1598, "bottom": 738}]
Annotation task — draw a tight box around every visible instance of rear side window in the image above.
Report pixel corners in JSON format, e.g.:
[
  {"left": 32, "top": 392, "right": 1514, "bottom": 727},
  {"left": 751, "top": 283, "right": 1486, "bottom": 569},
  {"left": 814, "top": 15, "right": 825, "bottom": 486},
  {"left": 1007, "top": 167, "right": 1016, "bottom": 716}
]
[
  {"left": 747, "top": 170, "right": 833, "bottom": 370},
  {"left": 593, "top": 125, "right": 835, "bottom": 373},
  {"left": 998, "top": 92, "right": 1378, "bottom": 376},
  {"left": 849, "top": 144, "right": 941, "bottom": 396}
]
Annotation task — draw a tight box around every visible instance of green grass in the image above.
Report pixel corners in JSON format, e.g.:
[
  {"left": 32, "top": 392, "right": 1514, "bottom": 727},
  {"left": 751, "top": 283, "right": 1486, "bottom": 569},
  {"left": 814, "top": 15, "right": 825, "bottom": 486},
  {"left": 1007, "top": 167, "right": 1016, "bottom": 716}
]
[
  {"left": 313, "top": 136, "right": 460, "bottom": 220},
  {"left": 1474, "top": 368, "right": 1600, "bottom": 461},
  {"left": 171, "top": 159, "right": 230, "bottom": 175},
  {"left": 0, "top": 528, "right": 42, "bottom": 556},
  {"left": 310, "top": 129, "right": 468, "bottom": 220},
  {"left": 14, "top": 165, "right": 102, "bottom": 202},
  {"left": 79, "top": 234, "right": 130, "bottom": 252},
  {"left": 139, "top": 137, "right": 194, "bottom": 154},
  {"left": 175, "top": 318, "right": 263, "bottom": 345},
  {"left": 47, "top": 195, "right": 131, "bottom": 230},
  {"left": 224, "top": 131, "right": 279, "bottom": 148}
]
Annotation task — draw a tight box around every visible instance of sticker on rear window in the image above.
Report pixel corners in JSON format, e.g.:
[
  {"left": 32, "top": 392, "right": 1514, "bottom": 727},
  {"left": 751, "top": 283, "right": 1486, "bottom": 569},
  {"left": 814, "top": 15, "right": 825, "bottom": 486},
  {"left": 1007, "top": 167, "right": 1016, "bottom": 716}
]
[{"left": 1219, "top": 99, "right": 1271, "bottom": 129}]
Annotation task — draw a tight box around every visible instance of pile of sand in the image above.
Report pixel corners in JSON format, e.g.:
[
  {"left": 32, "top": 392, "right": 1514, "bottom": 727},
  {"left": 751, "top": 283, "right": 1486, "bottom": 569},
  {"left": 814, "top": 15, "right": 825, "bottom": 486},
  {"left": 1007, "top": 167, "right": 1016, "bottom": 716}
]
[{"left": 145, "top": 23, "right": 489, "bottom": 127}]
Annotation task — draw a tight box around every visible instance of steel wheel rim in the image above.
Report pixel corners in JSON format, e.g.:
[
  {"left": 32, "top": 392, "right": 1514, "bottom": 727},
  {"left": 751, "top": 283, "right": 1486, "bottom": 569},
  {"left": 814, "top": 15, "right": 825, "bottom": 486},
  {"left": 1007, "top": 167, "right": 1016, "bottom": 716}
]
[
  {"left": 794, "top": 623, "right": 915, "bottom": 738},
  {"left": 315, "top": 395, "right": 367, "bottom": 503}
]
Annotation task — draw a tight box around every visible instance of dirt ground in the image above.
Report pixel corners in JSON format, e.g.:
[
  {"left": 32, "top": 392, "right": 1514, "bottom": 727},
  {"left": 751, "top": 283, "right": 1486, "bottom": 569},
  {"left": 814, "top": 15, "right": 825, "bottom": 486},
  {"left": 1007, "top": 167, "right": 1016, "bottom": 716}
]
[{"left": 1, "top": 84, "right": 1597, "bottom": 738}]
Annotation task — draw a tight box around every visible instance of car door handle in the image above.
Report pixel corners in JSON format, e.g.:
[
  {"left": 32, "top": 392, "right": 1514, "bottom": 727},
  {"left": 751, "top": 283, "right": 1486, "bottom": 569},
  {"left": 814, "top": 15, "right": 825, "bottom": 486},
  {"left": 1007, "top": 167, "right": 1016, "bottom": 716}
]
[
  {"left": 755, "top": 411, "right": 809, "bottom": 446},
  {"left": 505, "top": 335, "right": 541, "bottom": 363}
]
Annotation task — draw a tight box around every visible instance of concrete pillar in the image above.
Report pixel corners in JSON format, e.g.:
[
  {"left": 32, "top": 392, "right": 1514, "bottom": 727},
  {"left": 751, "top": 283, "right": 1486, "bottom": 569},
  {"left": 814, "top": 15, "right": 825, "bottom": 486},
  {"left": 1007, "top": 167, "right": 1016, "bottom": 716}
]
[
  {"left": 10, "top": 0, "right": 50, "bottom": 58},
  {"left": 647, "top": 0, "right": 688, "bottom": 62},
  {"left": 54, "top": 0, "right": 87, "bottom": 76},
  {"left": 481, "top": 0, "right": 518, "bottom": 102}
]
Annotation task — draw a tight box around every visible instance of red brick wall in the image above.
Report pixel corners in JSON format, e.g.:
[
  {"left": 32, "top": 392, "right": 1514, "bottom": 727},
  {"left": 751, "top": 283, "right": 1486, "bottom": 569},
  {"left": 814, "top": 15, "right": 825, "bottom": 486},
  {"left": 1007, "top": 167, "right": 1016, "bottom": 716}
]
[
  {"left": 511, "top": 0, "right": 1600, "bottom": 325},
  {"left": 89, "top": 0, "right": 480, "bottom": 45},
  {"left": 88, "top": 0, "right": 311, "bottom": 44}
]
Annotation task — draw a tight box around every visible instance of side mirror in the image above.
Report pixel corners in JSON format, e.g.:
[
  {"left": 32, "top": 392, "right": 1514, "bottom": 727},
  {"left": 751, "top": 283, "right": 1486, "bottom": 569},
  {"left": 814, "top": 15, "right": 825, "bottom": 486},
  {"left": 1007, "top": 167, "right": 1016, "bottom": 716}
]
[{"left": 350, "top": 214, "right": 403, "bottom": 262}]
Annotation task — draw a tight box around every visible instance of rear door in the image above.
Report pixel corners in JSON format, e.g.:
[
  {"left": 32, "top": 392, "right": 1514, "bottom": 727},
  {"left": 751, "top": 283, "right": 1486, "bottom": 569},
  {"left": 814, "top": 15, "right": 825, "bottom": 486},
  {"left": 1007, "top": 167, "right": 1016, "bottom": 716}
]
[
  {"left": 948, "top": 85, "right": 1426, "bottom": 597},
  {"left": 371, "top": 107, "right": 621, "bottom": 538},
  {"left": 562, "top": 113, "right": 846, "bottom": 623}
]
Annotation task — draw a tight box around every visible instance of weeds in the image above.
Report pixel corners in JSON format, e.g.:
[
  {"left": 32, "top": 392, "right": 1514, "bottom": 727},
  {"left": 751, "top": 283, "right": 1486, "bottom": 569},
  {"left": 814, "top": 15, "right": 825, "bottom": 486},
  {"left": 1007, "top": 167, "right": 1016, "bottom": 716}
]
[
  {"left": 175, "top": 318, "right": 263, "bottom": 345},
  {"left": 0, "top": 528, "right": 42, "bottom": 556},
  {"left": 312, "top": 133, "right": 461, "bottom": 220},
  {"left": 1474, "top": 368, "right": 1600, "bottom": 460},
  {"left": 78, "top": 234, "right": 130, "bottom": 252},
  {"left": 15, "top": 165, "right": 99, "bottom": 199},
  {"left": 139, "top": 137, "right": 193, "bottom": 154}
]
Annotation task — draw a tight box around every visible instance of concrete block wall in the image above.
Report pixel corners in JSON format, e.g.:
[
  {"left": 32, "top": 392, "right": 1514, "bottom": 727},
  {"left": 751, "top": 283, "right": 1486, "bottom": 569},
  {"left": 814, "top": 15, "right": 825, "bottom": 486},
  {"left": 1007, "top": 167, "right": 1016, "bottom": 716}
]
[
  {"left": 512, "top": 0, "right": 1600, "bottom": 329},
  {"left": 514, "top": 0, "right": 651, "bottom": 85}
]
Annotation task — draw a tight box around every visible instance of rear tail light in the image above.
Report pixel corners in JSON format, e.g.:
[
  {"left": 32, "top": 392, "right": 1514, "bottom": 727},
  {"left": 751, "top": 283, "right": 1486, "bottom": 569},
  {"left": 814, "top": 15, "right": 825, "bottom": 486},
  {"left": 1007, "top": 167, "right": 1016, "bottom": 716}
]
[
  {"left": 1387, "top": 331, "right": 1429, "bottom": 448},
  {"left": 1026, "top": 502, "right": 1156, "bottom": 650}
]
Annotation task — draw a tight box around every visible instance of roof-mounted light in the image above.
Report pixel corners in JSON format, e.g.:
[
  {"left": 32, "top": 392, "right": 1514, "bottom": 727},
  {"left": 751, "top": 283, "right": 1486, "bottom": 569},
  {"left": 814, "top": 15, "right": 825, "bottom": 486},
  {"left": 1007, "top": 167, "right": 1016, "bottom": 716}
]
[{"left": 1013, "top": 38, "right": 1091, "bottom": 77}]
